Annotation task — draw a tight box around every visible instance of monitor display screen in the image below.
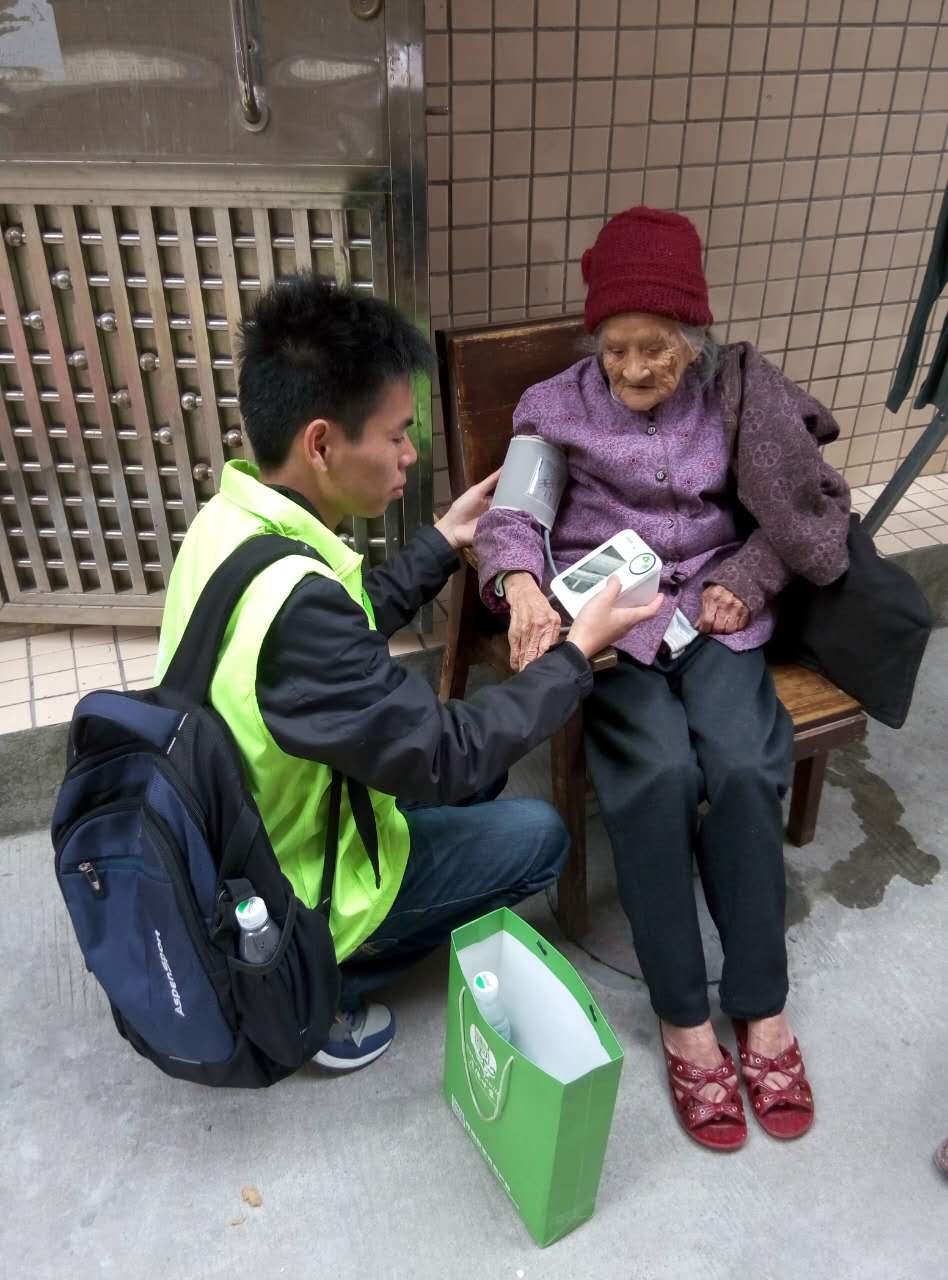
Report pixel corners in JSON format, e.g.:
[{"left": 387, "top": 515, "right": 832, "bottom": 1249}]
[{"left": 561, "top": 544, "right": 624, "bottom": 594}]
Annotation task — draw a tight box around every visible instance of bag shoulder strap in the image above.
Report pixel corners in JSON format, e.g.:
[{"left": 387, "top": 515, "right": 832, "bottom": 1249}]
[
  {"left": 161, "top": 532, "right": 361, "bottom": 917},
  {"left": 161, "top": 533, "right": 328, "bottom": 704}
]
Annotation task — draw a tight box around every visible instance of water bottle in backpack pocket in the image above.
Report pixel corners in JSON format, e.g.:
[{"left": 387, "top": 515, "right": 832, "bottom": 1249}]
[
  {"left": 225, "top": 889, "right": 344, "bottom": 1069},
  {"left": 236, "top": 896, "right": 281, "bottom": 963}
]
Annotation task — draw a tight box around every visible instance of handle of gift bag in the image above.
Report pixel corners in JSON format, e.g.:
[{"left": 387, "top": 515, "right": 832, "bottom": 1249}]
[{"left": 459, "top": 986, "right": 515, "bottom": 1124}]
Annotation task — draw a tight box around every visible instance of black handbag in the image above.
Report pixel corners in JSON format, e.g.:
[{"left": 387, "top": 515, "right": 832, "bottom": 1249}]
[{"left": 772, "top": 514, "right": 933, "bottom": 729}]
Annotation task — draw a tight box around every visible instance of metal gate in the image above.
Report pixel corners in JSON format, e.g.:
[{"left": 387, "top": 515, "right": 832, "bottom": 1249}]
[{"left": 0, "top": 0, "right": 429, "bottom": 626}]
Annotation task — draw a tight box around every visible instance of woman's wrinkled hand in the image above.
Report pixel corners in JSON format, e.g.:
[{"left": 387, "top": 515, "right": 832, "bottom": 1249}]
[
  {"left": 697, "top": 584, "right": 750, "bottom": 635},
  {"left": 504, "top": 572, "right": 563, "bottom": 671}
]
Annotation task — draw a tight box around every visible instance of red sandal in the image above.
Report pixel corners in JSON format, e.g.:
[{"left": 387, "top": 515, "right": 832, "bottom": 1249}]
[
  {"left": 662, "top": 1040, "right": 747, "bottom": 1152},
  {"left": 733, "top": 1020, "right": 814, "bottom": 1140}
]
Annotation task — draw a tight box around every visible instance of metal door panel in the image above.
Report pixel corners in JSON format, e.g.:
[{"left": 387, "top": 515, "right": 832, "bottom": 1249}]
[
  {"left": 0, "top": 0, "right": 389, "bottom": 167},
  {"left": 0, "top": 186, "right": 407, "bottom": 623}
]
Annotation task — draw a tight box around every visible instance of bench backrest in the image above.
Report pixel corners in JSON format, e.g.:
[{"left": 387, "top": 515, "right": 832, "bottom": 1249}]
[{"left": 436, "top": 314, "right": 588, "bottom": 497}]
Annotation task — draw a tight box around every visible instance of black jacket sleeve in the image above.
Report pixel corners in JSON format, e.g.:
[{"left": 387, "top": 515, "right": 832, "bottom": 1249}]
[
  {"left": 256, "top": 572, "right": 592, "bottom": 805},
  {"left": 362, "top": 526, "right": 459, "bottom": 638}
]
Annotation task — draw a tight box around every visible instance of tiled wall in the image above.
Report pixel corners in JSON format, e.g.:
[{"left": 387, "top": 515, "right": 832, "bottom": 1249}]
[{"left": 424, "top": 0, "right": 948, "bottom": 507}]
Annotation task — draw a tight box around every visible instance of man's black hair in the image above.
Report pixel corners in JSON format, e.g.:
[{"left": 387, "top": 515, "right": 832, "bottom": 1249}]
[{"left": 237, "top": 273, "right": 433, "bottom": 468}]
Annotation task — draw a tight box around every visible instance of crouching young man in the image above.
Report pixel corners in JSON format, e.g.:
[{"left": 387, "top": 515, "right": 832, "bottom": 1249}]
[{"left": 156, "top": 275, "right": 661, "bottom": 1071}]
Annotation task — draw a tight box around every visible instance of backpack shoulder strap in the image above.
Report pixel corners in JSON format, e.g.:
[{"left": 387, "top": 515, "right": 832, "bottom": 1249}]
[{"left": 161, "top": 533, "right": 328, "bottom": 704}]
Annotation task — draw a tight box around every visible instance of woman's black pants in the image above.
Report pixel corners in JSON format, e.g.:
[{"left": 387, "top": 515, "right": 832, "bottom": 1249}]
[{"left": 584, "top": 637, "right": 794, "bottom": 1027}]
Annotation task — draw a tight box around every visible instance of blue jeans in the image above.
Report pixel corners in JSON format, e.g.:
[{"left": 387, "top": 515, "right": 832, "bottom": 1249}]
[{"left": 338, "top": 782, "right": 569, "bottom": 1008}]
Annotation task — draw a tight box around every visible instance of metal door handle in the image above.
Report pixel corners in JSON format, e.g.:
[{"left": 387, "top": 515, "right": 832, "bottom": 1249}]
[{"left": 230, "top": 0, "right": 269, "bottom": 132}]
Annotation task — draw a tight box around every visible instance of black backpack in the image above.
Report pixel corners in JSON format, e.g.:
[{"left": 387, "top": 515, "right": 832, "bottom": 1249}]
[{"left": 52, "top": 534, "right": 343, "bottom": 1088}]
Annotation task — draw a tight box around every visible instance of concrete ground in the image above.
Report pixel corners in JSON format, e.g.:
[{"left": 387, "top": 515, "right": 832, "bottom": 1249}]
[{"left": 2, "top": 630, "right": 947, "bottom": 1280}]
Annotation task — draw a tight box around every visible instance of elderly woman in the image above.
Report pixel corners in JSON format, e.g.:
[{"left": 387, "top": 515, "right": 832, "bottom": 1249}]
[{"left": 474, "top": 207, "right": 851, "bottom": 1151}]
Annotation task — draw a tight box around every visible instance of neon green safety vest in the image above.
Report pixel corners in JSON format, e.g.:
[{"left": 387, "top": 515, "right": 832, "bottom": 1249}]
[{"left": 155, "top": 460, "right": 411, "bottom": 961}]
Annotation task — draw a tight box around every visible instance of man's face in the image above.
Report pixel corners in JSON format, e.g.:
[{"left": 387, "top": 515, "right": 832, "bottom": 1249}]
[
  {"left": 324, "top": 377, "right": 418, "bottom": 519},
  {"left": 599, "top": 312, "right": 697, "bottom": 413}
]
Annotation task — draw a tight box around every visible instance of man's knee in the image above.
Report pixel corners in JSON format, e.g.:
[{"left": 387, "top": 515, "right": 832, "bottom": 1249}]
[{"left": 504, "top": 798, "right": 569, "bottom": 884}]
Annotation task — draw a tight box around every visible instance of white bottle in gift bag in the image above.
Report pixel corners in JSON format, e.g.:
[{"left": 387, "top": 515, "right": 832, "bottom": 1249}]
[{"left": 471, "top": 970, "right": 512, "bottom": 1042}]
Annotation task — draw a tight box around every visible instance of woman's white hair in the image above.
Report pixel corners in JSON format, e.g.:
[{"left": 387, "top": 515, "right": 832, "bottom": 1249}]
[{"left": 678, "top": 323, "right": 722, "bottom": 386}]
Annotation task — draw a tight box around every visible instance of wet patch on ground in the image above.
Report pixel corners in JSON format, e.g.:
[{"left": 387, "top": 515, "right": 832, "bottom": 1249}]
[{"left": 823, "top": 742, "right": 940, "bottom": 909}]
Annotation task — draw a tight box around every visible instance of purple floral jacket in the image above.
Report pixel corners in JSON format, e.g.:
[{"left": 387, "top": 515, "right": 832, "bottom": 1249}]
[{"left": 474, "top": 342, "right": 851, "bottom": 664}]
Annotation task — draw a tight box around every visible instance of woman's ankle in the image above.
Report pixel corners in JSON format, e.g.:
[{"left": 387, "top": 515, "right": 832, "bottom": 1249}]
[
  {"left": 745, "top": 1012, "right": 793, "bottom": 1053},
  {"left": 660, "top": 1018, "right": 722, "bottom": 1065}
]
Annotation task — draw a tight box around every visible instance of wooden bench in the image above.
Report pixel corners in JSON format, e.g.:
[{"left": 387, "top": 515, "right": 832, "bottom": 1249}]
[{"left": 436, "top": 315, "right": 867, "bottom": 942}]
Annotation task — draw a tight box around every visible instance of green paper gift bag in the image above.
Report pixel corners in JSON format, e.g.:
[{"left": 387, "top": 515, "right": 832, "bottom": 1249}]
[{"left": 443, "top": 908, "right": 623, "bottom": 1247}]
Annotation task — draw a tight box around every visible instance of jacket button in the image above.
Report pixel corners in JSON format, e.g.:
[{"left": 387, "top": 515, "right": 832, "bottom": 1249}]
[
  {"left": 655, "top": 469, "right": 667, "bottom": 481},
  {"left": 646, "top": 425, "right": 657, "bottom": 435}
]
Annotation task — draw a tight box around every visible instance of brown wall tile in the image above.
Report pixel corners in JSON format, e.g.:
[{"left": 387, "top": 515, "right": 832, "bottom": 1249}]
[
  {"left": 729, "top": 27, "right": 768, "bottom": 73},
  {"left": 531, "top": 174, "right": 570, "bottom": 218},
  {"left": 697, "top": 0, "right": 734, "bottom": 21},
  {"left": 537, "top": 30, "right": 577, "bottom": 78},
  {"left": 492, "top": 130, "right": 533, "bottom": 176},
  {"left": 451, "top": 180, "right": 490, "bottom": 226},
  {"left": 496, "top": 32, "right": 536, "bottom": 81},
  {"left": 490, "top": 267, "right": 527, "bottom": 310},
  {"left": 494, "top": 0, "right": 537, "bottom": 27},
  {"left": 494, "top": 82, "right": 534, "bottom": 129},
  {"left": 613, "top": 77, "right": 651, "bottom": 122},
  {"left": 453, "top": 84, "right": 491, "bottom": 132},
  {"left": 580, "top": 0, "right": 620, "bottom": 24},
  {"left": 607, "top": 169, "right": 645, "bottom": 210},
  {"left": 694, "top": 27, "right": 731, "bottom": 74},
  {"left": 575, "top": 79, "right": 615, "bottom": 125},
  {"left": 620, "top": 0, "right": 659, "bottom": 24},
  {"left": 578, "top": 28, "right": 618, "bottom": 77},
  {"left": 452, "top": 133, "right": 491, "bottom": 180},
  {"left": 617, "top": 29, "right": 656, "bottom": 75},
  {"left": 535, "top": 81, "right": 575, "bottom": 128},
  {"left": 452, "top": 227, "right": 489, "bottom": 271},
  {"left": 532, "top": 128, "right": 573, "bottom": 172},
  {"left": 652, "top": 76, "right": 689, "bottom": 119},
  {"left": 451, "top": 33, "right": 492, "bottom": 81},
  {"left": 452, "top": 0, "right": 491, "bottom": 28},
  {"left": 570, "top": 172, "right": 608, "bottom": 215},
  {"left": 494, "top": 178, "right": 531, "bottom": 222},
  {"left": 688, "top": 76, "right": 725, "bottom": 119},
  {"left": 531, "top": 219, "right": 569, "bottom": 262},
  {"left": 491, "top": 222, "right": 529, "bottom": 267}
]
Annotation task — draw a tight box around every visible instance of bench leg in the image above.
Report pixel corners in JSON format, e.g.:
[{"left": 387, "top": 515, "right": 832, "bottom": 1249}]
[
  {"left": 551, "top": 707, "right": 589, "bottom": 942},
  {"left": 438, "top": 566, "right": 480, "bottom": 702},
  {"left": 787, "top": 753, "right": 827, "bottom": 847}
]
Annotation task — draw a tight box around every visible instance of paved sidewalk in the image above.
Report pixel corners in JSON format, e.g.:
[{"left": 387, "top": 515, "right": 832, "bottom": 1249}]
[{"left": 2, "top": 632, "right": 946, "bottom": 1280}]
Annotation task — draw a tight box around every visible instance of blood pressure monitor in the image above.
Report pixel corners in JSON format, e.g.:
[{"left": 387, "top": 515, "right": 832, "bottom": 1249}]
[{"left": 550, "top": 530, "right": 662, "bottom": 619}]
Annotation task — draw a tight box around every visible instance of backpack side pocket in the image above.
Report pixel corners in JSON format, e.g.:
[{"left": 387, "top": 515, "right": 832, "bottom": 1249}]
[{"left": 227, "top": 897, "right": 340, "bottom": 1068}]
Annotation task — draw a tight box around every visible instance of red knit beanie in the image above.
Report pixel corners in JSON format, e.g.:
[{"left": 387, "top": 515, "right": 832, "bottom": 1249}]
[{"left": 581, "top": 206, "right": 713, "bottom": 334}]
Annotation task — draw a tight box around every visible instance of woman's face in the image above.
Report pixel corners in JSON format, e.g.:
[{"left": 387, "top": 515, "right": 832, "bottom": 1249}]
[{"left": 599, "top": 312, "right": 698, "bottom": 413}]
